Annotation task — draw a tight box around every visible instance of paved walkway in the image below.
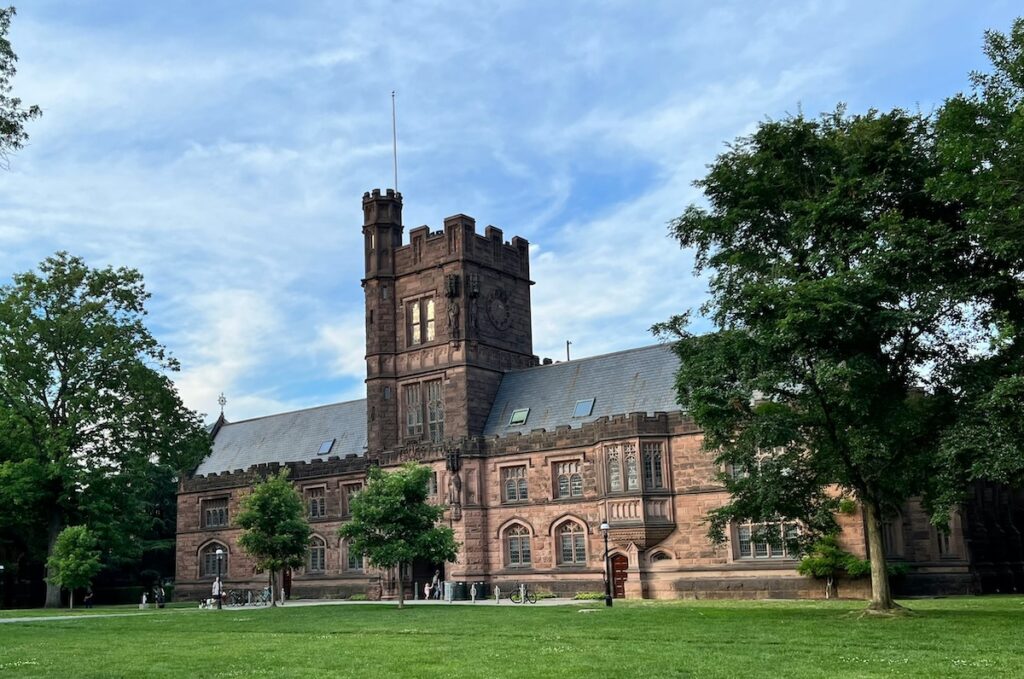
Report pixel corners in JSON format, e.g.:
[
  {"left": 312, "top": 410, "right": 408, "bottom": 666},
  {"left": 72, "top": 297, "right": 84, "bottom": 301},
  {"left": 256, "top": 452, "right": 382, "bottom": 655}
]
[
  {"left": 284, "top": 596, "right": 580, "bottom": 607},
  {"left": 0, "top": 596, "right": 583, "bottom": 623}
]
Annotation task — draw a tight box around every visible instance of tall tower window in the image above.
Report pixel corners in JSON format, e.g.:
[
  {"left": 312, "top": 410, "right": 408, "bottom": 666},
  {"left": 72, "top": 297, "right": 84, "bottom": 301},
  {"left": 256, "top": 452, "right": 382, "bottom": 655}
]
[
  {"left": 425, "top": 299, "right": 435, "bottom": 342},
  {"left": 407, "top": 297, "right": 436, "bottom": 346},
  {"left": 409, "top": 301, "right": 421, "bottom": 345},
  {"left": 426, "top": 379, "right": 444, "bottom": 443},
  {"left": 642, "top": 442, "right": 665, "bottom": 489},
  {"left": 625, "top": 444, "right": 639, "bottom": 491},
  {"left": 405, "top": 383, "right": 423, "bottom": 437}
]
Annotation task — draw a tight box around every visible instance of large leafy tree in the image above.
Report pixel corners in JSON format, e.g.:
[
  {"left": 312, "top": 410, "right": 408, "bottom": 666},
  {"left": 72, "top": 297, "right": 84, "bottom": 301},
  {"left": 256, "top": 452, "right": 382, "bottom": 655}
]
[
  {"left": 339, "top": 463, "right": 458, "bottom": 609},
  {"left": 928, "top": 18, "right": 1024, "bottom": 516},
  {"left": 0, "top": 253, "right": 210, "bottom": 606},
  {"left": 235, "top": 469, "right": 311, "bottom": 607},
  {"left": 0, "top": 6, "right": 41, "bottom": 168},
  {"left": 45, "top": 525, "right": 102, "bottom": 609},
  {"left": 655, "top": 108, "right": 981, "bottom": 611}
]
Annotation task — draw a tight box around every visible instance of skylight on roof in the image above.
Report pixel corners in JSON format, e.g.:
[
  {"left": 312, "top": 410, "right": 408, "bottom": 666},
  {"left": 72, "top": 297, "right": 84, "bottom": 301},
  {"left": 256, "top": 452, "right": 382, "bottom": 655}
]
[
  {"left": 573, "top": 398, "right": 595, "bottom": 418},
  {"left": 318, "top": 439, "right": 335, "bottom": 455},
  {"left": 508, "top": 408, "right": 530, "bottom": 426}
]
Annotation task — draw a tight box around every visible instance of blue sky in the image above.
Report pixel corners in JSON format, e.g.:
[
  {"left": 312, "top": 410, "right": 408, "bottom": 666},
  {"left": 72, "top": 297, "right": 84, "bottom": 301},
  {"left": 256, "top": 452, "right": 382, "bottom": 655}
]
[{"left": 1, "top": 1, "right": 1019, "bottom": 422}]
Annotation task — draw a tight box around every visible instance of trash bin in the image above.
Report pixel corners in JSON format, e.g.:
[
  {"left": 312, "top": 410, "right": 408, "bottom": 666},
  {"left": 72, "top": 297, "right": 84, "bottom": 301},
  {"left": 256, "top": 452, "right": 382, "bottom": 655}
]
[
  {"left": 472, "top": 581, "right": 489, "bottom": 599},
  {"left": 452, "top": 581, "right": 468, "bottom": 600}
]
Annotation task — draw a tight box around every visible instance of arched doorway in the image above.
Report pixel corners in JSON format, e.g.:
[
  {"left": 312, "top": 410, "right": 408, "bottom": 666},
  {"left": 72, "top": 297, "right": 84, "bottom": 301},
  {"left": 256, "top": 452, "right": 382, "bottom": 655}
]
[
  {"left": 611, "top": 554, "right": 628, "bottom": 598},
  {"left": 411, "top": 558, "right": 444, "bottom": 598}
]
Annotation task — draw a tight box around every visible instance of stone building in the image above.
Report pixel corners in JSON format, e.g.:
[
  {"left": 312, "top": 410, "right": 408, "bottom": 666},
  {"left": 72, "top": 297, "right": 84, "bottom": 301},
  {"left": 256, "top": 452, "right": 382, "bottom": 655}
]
[{"left": 174, "top": 188, "right": 1021, "bottom": 601}]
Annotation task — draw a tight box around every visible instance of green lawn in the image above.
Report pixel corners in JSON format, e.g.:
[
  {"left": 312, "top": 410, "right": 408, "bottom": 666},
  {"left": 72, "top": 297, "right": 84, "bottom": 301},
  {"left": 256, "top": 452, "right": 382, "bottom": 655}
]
[
  {"left": 1, "top": 597, "right": 1021, "bottom": 678},
  {"left": 0, "top": 602, "right": 193, "bottom": 619}
]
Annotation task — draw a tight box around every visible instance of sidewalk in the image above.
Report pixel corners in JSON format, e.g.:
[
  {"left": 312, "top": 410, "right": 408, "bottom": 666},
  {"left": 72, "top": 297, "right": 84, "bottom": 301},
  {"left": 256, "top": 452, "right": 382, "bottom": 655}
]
[
  {"left": 0, "top": 597, "right": 582, "bottom": 622},
  {"left": 283, "top": 596, "right": 579, "bottom": 607}
]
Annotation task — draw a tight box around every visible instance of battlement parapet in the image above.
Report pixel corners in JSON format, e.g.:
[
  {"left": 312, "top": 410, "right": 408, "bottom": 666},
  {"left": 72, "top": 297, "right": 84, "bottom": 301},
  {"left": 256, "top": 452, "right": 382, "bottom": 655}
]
[
  {"left": 392, "top": 213, "right": 530, "bottom": 280},
  {"left": 479, "top": 410, "right": 700, "bottom": 455},
  {"left": 181, "top": 455, "right": 369, "bottom": 492}
]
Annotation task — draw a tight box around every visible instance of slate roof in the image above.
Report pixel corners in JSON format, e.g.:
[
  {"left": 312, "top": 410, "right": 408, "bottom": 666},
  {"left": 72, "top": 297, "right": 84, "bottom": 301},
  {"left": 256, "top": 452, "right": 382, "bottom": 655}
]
[
  {"left": 194, "top": 399, "right": 367, "bottom": 475},
  {"left": 482, "top": 344, "right": 682, "bottom": 437}
]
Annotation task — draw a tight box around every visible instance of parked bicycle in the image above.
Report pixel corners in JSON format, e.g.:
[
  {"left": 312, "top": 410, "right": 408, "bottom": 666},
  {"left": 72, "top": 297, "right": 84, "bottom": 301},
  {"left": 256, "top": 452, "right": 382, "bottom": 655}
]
[
  {"left": 252, "top": 586, "right": 272, "bottom": 605},
  {"left": 509, "top": 583, "right": 537, "bottom": 604},
  {"left": 221, "top": 587, "right": 272, "bottom": 606}
]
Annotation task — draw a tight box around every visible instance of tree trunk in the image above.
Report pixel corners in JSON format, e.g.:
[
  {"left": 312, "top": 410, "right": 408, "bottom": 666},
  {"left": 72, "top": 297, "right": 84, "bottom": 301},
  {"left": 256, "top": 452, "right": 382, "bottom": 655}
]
[
  {"left": 269, "top": 570, "right": 277, "bottom": 607},
  {"left": 825, "top": 575, "right": 834, "bottom": 600},
  {"left": 397, "top": 563, "right": 405, "bottom": 609},
  {"left": 864, "top": 499, "right": 897, "bottom": 610},
  {"left": 69, "top": 590, "right": 74, "bottom": 610},
  {"left": 44, "top": 512, "right": 62, "bottom": 608}
]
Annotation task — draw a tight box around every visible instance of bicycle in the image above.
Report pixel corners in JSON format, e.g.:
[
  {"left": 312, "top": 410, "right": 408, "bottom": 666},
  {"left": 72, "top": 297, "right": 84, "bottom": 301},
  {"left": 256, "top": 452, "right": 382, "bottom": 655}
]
[
  {"left": 252, "top": 586, "right": 272, "bottom": 605},
  {"left": 509, "top": 583, "right": 537, "bottom": 604},
  {"left": 226, "top": 589, "right": 247, "bottom": 606}
]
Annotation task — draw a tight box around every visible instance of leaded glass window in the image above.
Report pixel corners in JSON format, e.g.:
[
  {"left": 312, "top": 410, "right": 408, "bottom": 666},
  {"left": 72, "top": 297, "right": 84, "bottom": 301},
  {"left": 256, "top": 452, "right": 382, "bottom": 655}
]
[
  {"left": 307, "top": 487, "right": 326, "bottom": 519},
  {"left": 426, "top": 379, "right": 444, "bottom": 443},
  {"left": 199, "top": 543, "right": 227, "bottom": 578},
  {"left": 607, "top": 446, "right": 622, "bottom": 492},
  {"left": 503, "top": 466, "right": 528, "bottom": 502},
  {"left": 625, "top": 444, "right": 639, "bottom": 491},
  {"left": 555, "top": 461, "right": 583, "bottom": 498},
  {"left": 405, "top": 383, "right": 423, "bottom": 437},
  {"left": 642, "top": 442, "right": 664, "bottom": 489},
  {"left": 557, "top": 523, "right": 586, "bottom": 565},
  {"left": 202, "top": 497, "right": 228, "bottom": 528},
  {"left": 507, "top": 526, "right": 532, "bottom": 567},
  {"left": 309, "top": 536, "right": 326, "bottom": 573},
  {"left": 735, "top": 521, "right": 798, "bottom": 559}
]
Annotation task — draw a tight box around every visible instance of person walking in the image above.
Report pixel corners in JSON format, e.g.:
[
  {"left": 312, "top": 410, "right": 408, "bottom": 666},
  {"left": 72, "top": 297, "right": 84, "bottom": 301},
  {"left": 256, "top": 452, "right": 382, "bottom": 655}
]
[{"left": 431, "top": 570, "right": 442, "bottom": 600}]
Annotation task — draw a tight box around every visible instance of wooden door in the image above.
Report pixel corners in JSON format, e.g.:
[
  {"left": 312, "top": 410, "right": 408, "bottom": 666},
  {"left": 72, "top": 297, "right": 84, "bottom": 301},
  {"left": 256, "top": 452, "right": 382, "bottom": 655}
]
[{"left": 611, "top": 554, "right": 628, "bottom": 598}]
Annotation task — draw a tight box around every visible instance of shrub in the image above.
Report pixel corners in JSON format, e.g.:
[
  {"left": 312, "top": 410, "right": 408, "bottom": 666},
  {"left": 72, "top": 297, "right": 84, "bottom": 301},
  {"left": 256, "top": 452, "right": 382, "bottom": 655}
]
[
  {"left": 573, "top": 592, "right": 605, "bottom": 600},
  {"left": 349, "top": 594, "right": 368, "bottom": 601}
]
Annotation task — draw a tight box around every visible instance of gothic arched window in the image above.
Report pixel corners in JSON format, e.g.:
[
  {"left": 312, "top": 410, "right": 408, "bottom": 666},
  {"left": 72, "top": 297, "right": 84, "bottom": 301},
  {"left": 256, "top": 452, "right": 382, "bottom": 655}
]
[
  {"left": 556, "top": 522, "right": 586, "bottom": 565},
  {"left": 309, "top": 535, "right": 326, "bottom": 573},
  {"left": 506, "top": 525, "right": 532, "bottom": 567},
  {"left": 199, "top": 542, "right": 228, "bottom": 578}
]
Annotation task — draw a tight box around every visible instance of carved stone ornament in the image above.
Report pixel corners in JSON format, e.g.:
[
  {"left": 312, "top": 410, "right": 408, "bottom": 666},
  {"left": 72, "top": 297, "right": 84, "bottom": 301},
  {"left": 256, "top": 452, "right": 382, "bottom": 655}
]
[
  {"left": 448, "top": 301, "right": 460, "bottom": 340},
  {"left": 486, "top": 288, "right": 511, "bottom": 330}
]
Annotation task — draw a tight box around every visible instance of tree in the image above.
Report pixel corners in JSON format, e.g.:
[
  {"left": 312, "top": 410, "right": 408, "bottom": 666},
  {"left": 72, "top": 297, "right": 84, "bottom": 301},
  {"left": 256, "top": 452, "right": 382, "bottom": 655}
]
[
  {"left": 797, "top": 534, "right": 869, "bottom": 599},
  {"left": 235, "top": 469, "right": 311, "bottom": 607},
  {"left": 0, "top": 252, "right": 210, "bottom": 606},
  {"left": 654, "top": 108, "right": 981, "bottom": 611},
  {"left": 45, "top": 525, "right": 101, "bottom": 609},
  {"left": 927, "top": 18, "right": 1024, "bottom": 519},
  {"left": 0, "top": 6, "right": 41, "bottom": 168},
  {"left": 339, "top": 463, "right": 458, "bottom": 609}
]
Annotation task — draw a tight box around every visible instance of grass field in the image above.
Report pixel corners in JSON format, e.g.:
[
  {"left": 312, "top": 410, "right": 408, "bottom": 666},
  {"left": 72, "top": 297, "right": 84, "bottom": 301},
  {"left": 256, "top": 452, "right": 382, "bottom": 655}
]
[{"left": 1, "top": 597, "right": 1021, "bottom": 678}]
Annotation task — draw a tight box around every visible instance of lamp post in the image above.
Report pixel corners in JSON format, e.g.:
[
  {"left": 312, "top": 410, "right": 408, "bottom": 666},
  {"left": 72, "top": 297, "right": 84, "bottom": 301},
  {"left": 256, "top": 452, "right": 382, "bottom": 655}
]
[
  {"left": 0, "top": 564, "right": 5, "bottom": 610},
  {"left": 600, "top": 520, "right": 612, "bottom": 607},
  {"left": 215, "top": 548, "right": 224, "bottom": 610}
]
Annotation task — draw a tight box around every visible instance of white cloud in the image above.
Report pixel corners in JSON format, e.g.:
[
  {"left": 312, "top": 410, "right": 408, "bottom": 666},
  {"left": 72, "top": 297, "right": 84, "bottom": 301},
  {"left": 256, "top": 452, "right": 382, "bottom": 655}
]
[{"left": 316, "top": 314, "right": 368, "bottom": 381}]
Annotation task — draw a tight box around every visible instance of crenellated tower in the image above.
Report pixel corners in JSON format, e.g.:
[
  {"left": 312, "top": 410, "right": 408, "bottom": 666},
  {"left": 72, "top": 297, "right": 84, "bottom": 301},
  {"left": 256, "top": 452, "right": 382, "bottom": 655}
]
[
  {"left": 362, "top": 188, "right": 404, "bottom": 452},
  {"left": 362, "top": 189, "right": 536, "bottom": 454}
]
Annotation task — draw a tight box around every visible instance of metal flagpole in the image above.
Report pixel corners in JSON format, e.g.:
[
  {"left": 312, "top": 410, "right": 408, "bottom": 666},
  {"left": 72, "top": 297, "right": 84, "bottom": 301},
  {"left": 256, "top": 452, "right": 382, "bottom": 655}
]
[{"left": 392, "top": 90, "right": 398, "bottom": 192}]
